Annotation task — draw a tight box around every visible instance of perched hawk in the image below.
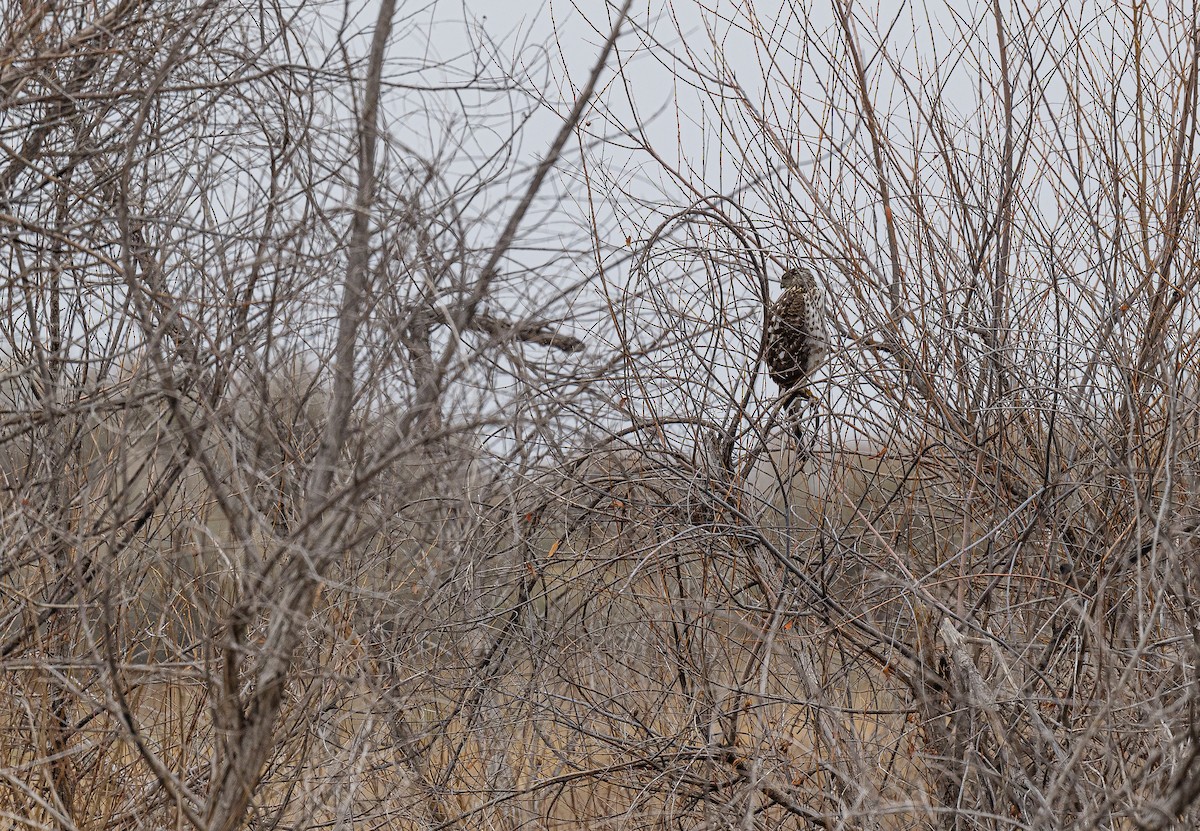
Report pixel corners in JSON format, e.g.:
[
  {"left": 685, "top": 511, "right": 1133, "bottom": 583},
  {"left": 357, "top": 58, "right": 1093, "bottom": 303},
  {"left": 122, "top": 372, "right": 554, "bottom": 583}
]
[{"left": 765, "top": 265, "right": 827, "bottom": 416}]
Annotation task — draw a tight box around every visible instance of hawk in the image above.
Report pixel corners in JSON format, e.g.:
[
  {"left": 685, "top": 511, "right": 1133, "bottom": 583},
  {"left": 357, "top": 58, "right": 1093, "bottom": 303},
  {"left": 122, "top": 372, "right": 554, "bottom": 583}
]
[{"left": 765, "top": 265, "right": 828, "bottom": 417}]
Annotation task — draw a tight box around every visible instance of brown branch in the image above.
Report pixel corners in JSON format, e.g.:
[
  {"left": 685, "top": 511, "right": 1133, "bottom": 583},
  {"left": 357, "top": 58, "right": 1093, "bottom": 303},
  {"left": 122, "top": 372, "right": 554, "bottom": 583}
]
[
  {"left": 434, "top": 307, "right": 585, "bottom": 353},
  {"left": 448, "top": 0, "right": 633, "bottom": 345},
  {"left": 834, "top": 0, "right": 905, "bottom": 316},
  {"left": 203, "top": 0, "right": 398, "bottom": 825}
]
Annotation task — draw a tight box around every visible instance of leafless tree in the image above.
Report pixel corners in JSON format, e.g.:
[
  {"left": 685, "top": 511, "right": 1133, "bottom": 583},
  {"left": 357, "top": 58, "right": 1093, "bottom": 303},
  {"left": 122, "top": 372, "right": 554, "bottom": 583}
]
[{"left": 0, "top": 0, "right": 630, "bottom": 827}]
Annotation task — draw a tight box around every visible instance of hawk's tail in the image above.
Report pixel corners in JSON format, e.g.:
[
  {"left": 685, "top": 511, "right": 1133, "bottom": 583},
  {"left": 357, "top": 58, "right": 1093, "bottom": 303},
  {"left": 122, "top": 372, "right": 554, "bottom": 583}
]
[{"left": 780, "top": 386, "right": 818, "bottom": 451}]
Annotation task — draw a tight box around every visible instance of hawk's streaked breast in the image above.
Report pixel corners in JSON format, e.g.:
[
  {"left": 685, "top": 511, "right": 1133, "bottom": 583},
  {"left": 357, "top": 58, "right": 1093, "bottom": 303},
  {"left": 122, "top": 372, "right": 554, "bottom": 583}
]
[{"left": 765, "top": 267, "right": 827, "bottom": 404}]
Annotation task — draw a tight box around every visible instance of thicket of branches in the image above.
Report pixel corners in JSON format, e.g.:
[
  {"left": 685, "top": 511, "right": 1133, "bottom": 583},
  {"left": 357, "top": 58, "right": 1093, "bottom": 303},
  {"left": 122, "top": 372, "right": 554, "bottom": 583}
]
[{"left": 3, "top": 1, "right": 1200, "bottom": 830}]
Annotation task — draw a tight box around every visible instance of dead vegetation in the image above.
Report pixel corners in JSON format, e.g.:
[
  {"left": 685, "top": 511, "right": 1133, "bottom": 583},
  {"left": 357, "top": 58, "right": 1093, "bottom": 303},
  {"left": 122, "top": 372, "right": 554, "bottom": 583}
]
[{"left": 3, "top": 1, "right": 1200, "bottom": 829}]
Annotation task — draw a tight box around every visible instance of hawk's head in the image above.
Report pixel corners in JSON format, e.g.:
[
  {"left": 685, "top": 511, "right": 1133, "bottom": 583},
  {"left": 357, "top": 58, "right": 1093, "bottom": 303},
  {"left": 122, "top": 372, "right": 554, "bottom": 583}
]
[{"left": 779, "top": 265, "right": 816, "bottom": 292}]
